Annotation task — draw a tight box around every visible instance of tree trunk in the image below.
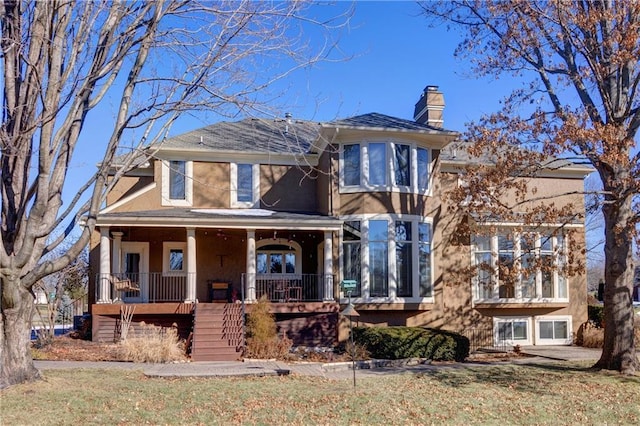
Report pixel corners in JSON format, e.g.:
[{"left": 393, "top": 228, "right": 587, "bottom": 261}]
[
  {"left": 594, "top": 196, "right": 638, "bottom": 374},
  {"left": 0, "top": 275, "right": 40, "bottom": 389}
]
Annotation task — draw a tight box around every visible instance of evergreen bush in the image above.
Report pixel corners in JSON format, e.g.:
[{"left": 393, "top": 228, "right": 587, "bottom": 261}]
[{"left": 352, "top": 326, "right": 469, "bottom": 362}]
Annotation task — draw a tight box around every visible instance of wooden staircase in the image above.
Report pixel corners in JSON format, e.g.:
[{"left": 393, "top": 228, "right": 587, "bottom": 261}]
[{"left": 190, "top": 303, "right": 244, "bottom": 361}]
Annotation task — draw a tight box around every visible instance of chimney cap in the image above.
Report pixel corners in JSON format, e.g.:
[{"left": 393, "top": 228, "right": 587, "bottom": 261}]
[{"left": 425, "top": 85, "right": 439, "bottom": 92}]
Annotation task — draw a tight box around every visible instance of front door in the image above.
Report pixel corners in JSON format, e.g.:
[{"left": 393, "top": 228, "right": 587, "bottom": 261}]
[{"left": 121, "top": 242, "right": 149, "bottom": 303}]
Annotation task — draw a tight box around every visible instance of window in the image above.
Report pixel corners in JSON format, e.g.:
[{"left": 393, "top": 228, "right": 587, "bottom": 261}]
[
  {"left": 498, "top": 233, "right": 515, "bottom": 298},
  {"left": 535, "top": 316, "right": 572, "bottom": 345},
  {"left": 161, "top": 160, "right": 192, "bottom": 206},
  {"left": 393, "top": 144, "right": 411, "bottom": 187},
  {"left": 255, "top": 240, "right": 302, "bottom": 276},
  {"left": 342, "top": 221, "right": 362, "bottom": 297},
  {"left": 237, "top": 164, "right": 253, "bottom": 202},
  {"left": 417, "top": 148, "right": 429, "bottom": 191},
  {"left": 340, "top": 215, "right": 433, "bottom": 301},
  {"left": 418, "top": 223, "right": 432, "bottom": 297},
  {"left": 367, "top": 143, "right": 387, "bottom": 186},
  {"left": 343, "top": 144, "right": 361, "bottom": 186},
  {"left": 473, "top": 231, "right": 568, "bottom": 302},
  {"left": 340, "top": 141, "right": 431, "bottom": 194},
  {"left": 494, "top": 317, "right": 532, "bottom": 346},
  {"left": 231, "top": 163, "right": 259, "bottom": 207},
  {"left": 474, "top": 235, "right": 493, "bottom": 299},
  {"left": 169, "top": 161, "right": 186, "bottom": 199},
  {"left": 368, "top": 220, "right": 389, "bottom": 297},
  {"left": 163, "top": 242, "right": 187, "bottom": 274},
  {"left": 395, "top": 221, "right": 412, "bottom": 297}
]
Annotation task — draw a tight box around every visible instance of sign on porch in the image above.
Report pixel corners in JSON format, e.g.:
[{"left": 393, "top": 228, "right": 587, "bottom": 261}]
[{"left": 341, "top": 280, "right": 357, "bottom": 291}]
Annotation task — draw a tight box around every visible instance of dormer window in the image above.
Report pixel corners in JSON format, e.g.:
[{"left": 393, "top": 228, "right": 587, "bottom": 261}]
[
  {"left": 339, "top": 141, "right": 431, "bottom": 194},
  {"left": 161, "top": 160, "right": 192, "bottom": 206}
]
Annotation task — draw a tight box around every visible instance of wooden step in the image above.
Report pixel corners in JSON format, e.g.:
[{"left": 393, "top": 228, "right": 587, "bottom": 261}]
[{"left": 190, "top": 302, "right": 244, "bottom": 362}]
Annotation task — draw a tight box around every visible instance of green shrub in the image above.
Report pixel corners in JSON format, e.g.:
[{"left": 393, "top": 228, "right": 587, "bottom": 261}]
[
  {"left": 352, "top": 326, "right": 470, "bottom": 362},
  {"left": 588, "top": 305, "right": 604, "bottom": 328}
]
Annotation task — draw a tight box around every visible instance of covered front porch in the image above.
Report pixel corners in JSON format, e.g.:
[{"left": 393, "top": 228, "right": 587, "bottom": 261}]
[{"left": 91, "top": 208, "right": 343, "bottom": 306}]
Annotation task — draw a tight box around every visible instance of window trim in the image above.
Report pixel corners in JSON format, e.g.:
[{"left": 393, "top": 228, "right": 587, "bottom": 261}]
[
  {"left": 161, "top": 160, "right": 193, "bottom": 207},
  {"left": 534, "top": 315, "right": 573, "bottom": 345},
  {"left": 339, "top": 140, "right": 432, "bottom": 195},
  {"left": 472, "top": 230, "right": 569, "bottom": 303},
  {"left": 339, "top": 214, "right": 434, "bottom": 304},
  {"left": 230, "top": 162, "right": 260, "bottom": 208},
  {"left": 162, "top": 242, "right": 187, "bottom": 276}
]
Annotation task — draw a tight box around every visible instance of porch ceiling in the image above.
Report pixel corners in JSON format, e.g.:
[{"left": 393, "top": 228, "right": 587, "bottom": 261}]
[{"left": 96, "top": 208, "right": 343, "bottom": 231}]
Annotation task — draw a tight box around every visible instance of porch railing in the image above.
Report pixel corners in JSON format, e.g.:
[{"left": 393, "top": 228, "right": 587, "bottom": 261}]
[
  {"left": 241, "top": 273, "right": 334, "bottom": 303},
  {"left": 96, "top": 273, "right": 191, "bottom": 303}
]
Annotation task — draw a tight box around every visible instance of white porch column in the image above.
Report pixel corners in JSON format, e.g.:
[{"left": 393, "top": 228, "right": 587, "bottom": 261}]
[
  {"left": 246, "top": 229, "right": 256, "bottom": 302},
  {"left": 111, "top": 231, "right": 123, "bottom": 275},
  {"left": 98, "top": 227, "right": 111, "bottom": 303},
  {"left": 323, "top": 231, "right": 334, "bottom": 301},
  {"left": 185, "top": 227, "right": 197, "bottom": 303}
]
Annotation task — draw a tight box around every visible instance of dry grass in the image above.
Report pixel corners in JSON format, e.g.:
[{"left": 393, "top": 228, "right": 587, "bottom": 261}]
[
  {"left": 245, "top": 296, "right": 293, "bottom": 359},
  {"left": 118, "top": 322, "right": 186, "bottom": 363},
  {"left": 581, "top": 320, "right": 640, "bottom": 349},
  {"left": 2, "top": 363, "right": 639, "bottom": 425}
]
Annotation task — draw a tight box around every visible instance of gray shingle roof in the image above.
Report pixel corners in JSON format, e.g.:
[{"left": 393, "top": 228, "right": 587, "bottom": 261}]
[
  {"left": 325, "top": 112, "right": 455, "bottom": 133},
  {"left": 159, "top": 117, "right": 321, "bottom": 154}
]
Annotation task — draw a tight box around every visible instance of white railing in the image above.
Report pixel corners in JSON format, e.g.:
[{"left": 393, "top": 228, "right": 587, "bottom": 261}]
[
  {"left": 96, "top": 273, "right": 191, "bottom": 303},
  {"left": 241, "top": 273, "right": 334, "bottom": 303}
]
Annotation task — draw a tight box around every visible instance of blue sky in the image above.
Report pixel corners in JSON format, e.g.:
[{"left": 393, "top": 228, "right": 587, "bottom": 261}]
[
  {"left": 73, "top": 2, "right": 516, "bottom": 178},
  {"left": 173, "top": 1, "right": 516, "bottom": 132}
]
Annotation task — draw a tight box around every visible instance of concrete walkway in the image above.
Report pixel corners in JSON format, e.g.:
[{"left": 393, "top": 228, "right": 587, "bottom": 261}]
[{"left": 34, "top": 346, "right": 603, "bottom": 379}]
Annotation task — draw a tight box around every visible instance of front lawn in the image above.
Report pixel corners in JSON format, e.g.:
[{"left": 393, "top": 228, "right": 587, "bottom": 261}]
[{"left": 2, "top": 363, "right": 639, "bottom": 425}]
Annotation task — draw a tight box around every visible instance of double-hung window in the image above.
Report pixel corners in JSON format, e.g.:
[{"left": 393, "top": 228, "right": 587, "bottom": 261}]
[
  {"left": 231, "top": 163, "right": 259, "bottom": 208},
  {"left": 161, "top": 160, "right": 192, "bottom": 206}
]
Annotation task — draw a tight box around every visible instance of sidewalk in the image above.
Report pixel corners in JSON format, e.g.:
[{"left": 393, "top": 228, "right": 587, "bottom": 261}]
[{"left": 34, "top": 345, "right": 603, "bottom": 379}]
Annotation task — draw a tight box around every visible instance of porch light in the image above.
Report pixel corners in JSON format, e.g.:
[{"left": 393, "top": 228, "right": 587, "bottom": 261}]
[{"left": 340, "top": 279, "right": 360, "bottom": 388}]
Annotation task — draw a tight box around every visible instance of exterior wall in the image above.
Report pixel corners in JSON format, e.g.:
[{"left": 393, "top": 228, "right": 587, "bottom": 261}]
[
  {"left": 192, "top": 162, "right": 229, "bottom": 208},
  {"left": 106, "top": 175, "right": 154, "bottom": 206},
  {"left": 260, "top": 164, "right": 318, "bottom": 212}
]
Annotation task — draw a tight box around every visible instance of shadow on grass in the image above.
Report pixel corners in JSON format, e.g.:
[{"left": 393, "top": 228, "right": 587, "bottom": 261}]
[{"left": 394, "top": 361, "right": 640, "bottom": 393}]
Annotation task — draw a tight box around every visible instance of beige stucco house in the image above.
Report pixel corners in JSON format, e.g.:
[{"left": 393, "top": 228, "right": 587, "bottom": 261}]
[{"left": 89, "top": 86, "right": 590, "bottom": 360}]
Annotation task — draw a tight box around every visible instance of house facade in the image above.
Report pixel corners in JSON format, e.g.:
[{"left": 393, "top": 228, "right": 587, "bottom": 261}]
[{"left": 89, "top": 85, "right": 590, "bottom": 357}]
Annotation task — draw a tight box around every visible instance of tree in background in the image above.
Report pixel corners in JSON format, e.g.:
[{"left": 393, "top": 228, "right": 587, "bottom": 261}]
[
  {"left": 421, "top": 1, "right": 639, "bottom": 373},
  {"left": 0, "top": 0, "right": 350, "bottom": 388}
]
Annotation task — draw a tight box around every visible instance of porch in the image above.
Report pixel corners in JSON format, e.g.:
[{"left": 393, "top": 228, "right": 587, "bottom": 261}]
[{"left": 95, "top": 272, "right": 335, "bottom": 304}]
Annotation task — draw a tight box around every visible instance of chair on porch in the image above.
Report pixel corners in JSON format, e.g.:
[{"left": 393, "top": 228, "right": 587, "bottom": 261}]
[
  {"left": 286, "top": 280, "right": 302, "bottom": 302},
  {"left": 111, "top": 275, "right": 140, "bottom": 298},
  {"left": 273, "top": 279, "right": 289, "bottom": 302}
]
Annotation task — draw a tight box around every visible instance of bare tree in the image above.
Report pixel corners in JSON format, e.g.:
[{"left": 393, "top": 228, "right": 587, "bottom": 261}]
[
  {"left": 0, "top": 0, "right": 350, "bottom": 388},
  {"left": 420, "top": 1, "right": 639, "bottom": 373}
]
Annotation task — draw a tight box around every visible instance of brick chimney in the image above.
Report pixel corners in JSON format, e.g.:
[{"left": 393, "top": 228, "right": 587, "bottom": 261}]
[{"left": 413, "top": 85, "right": 444, "bottom": 128}]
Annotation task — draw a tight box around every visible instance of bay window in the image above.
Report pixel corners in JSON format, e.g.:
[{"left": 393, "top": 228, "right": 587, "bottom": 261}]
[
  {"left": 340, "top": 141, "right": 431, "bottom": 194},
  {"left": 340, "top": 215, "right": 433, "bottom": 301}
]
